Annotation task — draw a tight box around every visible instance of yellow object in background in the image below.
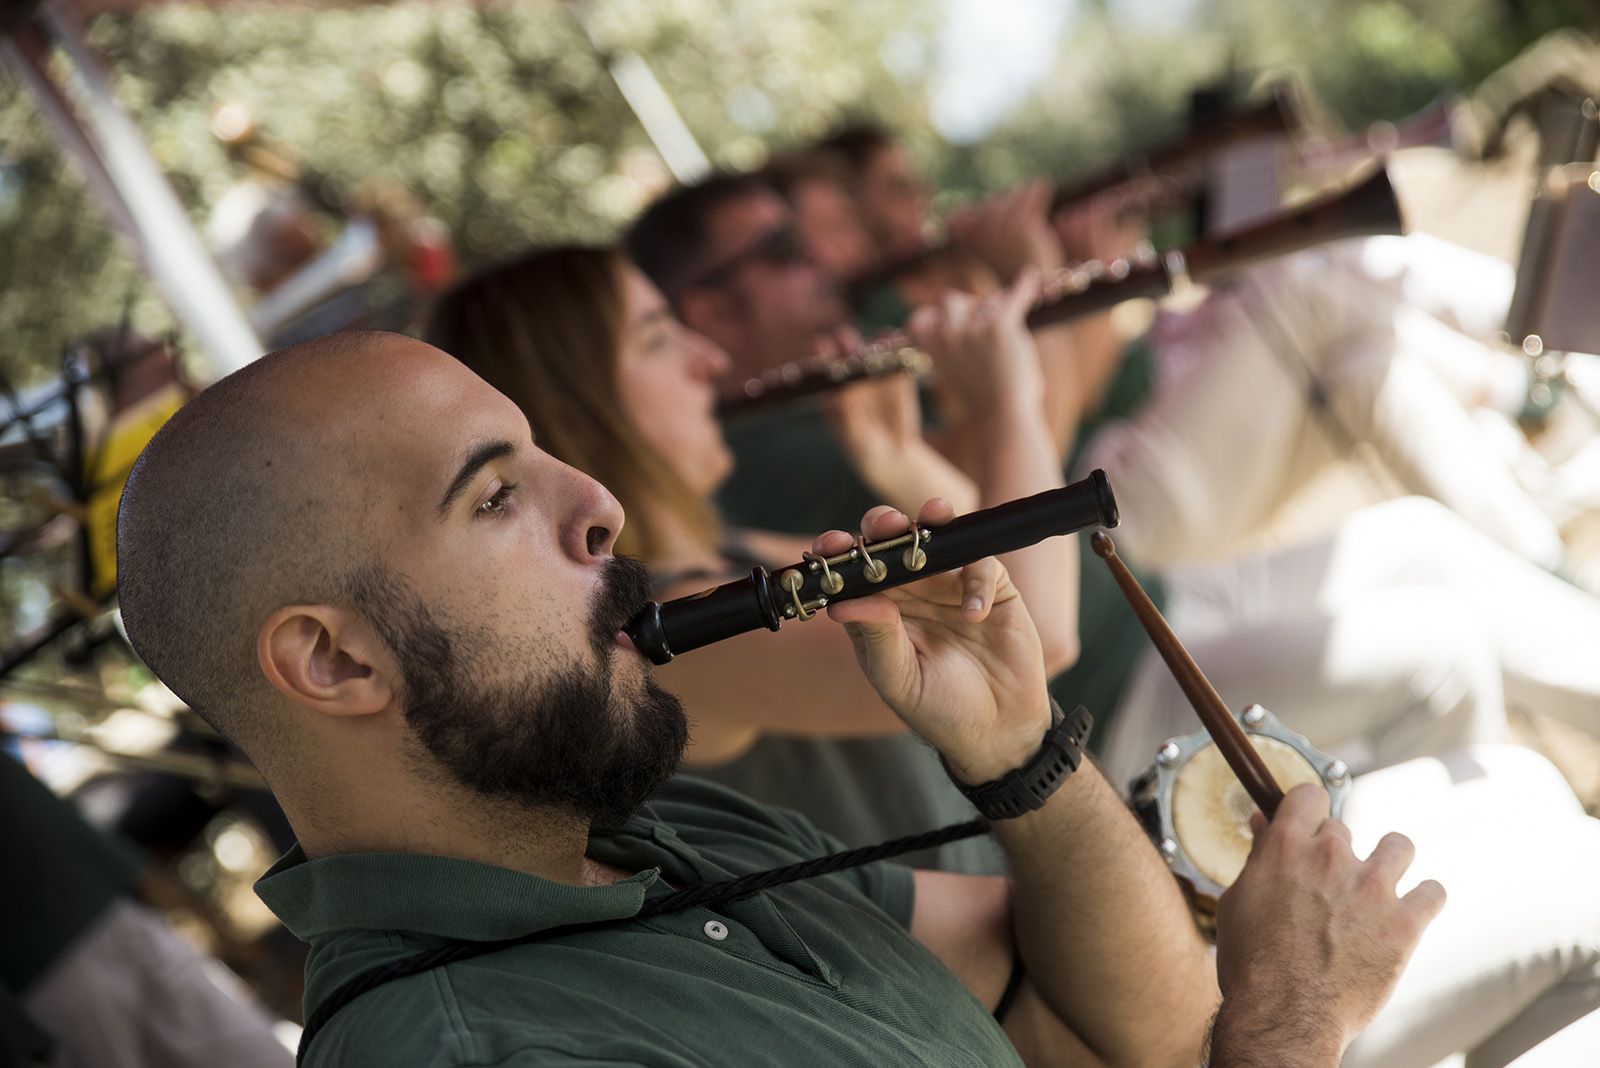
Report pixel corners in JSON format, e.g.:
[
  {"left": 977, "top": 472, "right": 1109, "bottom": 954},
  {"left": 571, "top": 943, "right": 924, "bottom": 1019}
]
[{"left": 85, "top": 385, "right": 185, "bottom": 598}]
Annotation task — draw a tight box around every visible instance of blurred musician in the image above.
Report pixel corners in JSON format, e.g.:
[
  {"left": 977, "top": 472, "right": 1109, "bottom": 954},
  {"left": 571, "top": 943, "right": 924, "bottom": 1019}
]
[
  {"left": 826, "top": 124, "right": 1580, "bottom": 574},
  {"left": 427, "top": 246, "right": 1074, "bottom": 874},
  {"left": 624, "top": 167, "right": 1600, "bottom": 785}
]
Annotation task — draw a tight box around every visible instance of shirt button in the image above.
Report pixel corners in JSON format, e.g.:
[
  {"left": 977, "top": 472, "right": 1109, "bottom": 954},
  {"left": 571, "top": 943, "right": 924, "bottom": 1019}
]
[{"left": 703, "top": 920, "right": 729, "bottom": 941}]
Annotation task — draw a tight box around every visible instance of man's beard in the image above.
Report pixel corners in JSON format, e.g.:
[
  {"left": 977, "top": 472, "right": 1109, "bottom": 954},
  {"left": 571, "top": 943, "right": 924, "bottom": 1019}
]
[{"left": 351, "top": 557, "right": 688, "bottom": 828}]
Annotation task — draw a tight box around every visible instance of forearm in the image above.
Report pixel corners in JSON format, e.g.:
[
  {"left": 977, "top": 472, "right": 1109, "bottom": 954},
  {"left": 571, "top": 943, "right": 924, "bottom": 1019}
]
[
  {"left": 852, "top": 440, "right": 980, "bottom": 516},
  {"left": 971, "top": 400, "right": 1079, "bottom": 670},
  {"left": 1070, "top": 313, "right": 1126, "bottom": 420},
  {"left": 1032, "top": 325, "right": 1085, "bottom": 459},
  {"left": 991, "top": 760, "right": 1218, "bottom": 1067}
]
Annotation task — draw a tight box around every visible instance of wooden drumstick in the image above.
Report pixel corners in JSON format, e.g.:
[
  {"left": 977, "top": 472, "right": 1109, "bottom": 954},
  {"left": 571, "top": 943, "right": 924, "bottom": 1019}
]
[{"left": 1090, "top": 530, "right": 1285, "bottom": 817}]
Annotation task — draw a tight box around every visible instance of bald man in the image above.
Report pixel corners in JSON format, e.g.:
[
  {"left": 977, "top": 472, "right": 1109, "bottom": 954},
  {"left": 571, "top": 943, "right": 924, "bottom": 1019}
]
[{"left": 116, "top": 331, "right": 1438, "bottom": 1067}]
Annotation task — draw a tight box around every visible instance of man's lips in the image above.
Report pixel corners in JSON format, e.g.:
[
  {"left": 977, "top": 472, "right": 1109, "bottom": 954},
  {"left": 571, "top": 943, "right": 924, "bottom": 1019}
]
[{"left": 614, "top": 628, "right": 645, "bottom": 659}]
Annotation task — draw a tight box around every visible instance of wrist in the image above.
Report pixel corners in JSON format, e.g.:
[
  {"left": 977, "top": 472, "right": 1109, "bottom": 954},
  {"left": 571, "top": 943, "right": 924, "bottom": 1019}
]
[
  {"left": 1210, "top": 998, "right": 1347, "bottom": 1068},
  {"left": 943, "top": 702, "right": 1092, "bottom": 821},
  {"left": 942, "top": 717, "right": 1050, "bottom": 786}
]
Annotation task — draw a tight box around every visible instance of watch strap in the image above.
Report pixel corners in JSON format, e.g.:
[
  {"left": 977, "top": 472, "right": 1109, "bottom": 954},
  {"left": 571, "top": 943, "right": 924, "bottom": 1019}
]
[{"left": 946, "top": 700, "right": 1093, "bottom": 821}]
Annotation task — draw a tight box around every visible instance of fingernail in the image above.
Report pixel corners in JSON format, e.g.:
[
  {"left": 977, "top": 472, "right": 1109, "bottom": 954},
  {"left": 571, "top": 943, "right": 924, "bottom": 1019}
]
[{"left": 964, "top": 596, "right": 984, "bottom": 614}]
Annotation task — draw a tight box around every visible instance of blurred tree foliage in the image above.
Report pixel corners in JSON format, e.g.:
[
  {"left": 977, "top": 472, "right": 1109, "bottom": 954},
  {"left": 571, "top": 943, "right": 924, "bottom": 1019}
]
[{"left": 0, "top": 0, "right": 1594, "bottom": 388}]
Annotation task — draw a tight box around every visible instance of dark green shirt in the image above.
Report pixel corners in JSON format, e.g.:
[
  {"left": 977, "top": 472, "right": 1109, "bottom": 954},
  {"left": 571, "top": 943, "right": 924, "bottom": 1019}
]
[
  {"left": 695, "top": 736, "right": 1005, "bottom": 875},
  {"left": 259, "top": 777, "right": 1021, "bottom": 1068},
  {"left": 716, "top": 400, "right": 886, "bottom": 541}
]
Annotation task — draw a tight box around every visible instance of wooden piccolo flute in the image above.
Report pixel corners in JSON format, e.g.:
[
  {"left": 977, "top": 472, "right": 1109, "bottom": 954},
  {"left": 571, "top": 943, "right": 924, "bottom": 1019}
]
[{"left": 624, "top": 470, "right": 1118, "bottom": 664}]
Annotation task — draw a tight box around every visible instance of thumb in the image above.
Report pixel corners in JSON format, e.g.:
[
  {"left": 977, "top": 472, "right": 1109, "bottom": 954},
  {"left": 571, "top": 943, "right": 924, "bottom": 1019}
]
[{"left": 829, "top": 594, "right": 914, "bottom": 680}]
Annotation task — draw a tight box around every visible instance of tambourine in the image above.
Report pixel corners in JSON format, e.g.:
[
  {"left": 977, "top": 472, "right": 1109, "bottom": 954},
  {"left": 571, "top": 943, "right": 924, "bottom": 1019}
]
[{"left": 1128, "top": 704, "right": 1351, "bottom": 933}]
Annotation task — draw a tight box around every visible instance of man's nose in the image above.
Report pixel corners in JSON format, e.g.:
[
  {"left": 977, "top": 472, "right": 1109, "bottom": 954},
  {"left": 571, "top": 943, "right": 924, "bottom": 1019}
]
[
  {"left": 694, "top": 334, "right": 732, "bottom": 379},
  {"left": 561, "top": 465, "right": 626, "bottom": 561}
]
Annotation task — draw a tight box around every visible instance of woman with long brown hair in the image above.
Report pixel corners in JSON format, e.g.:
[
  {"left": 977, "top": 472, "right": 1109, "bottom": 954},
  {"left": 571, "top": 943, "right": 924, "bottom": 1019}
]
[{"left": 426, "top": 245, "right": 1078, "bottom": 872}]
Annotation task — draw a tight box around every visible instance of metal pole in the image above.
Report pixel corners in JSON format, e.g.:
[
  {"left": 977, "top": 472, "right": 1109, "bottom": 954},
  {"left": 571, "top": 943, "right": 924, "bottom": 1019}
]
[
  {"left": 563, "top": 1, "right": 712, "bottom": 184},
  {"left": 23, "top": 1, "right": 263, "bottom": 379}
]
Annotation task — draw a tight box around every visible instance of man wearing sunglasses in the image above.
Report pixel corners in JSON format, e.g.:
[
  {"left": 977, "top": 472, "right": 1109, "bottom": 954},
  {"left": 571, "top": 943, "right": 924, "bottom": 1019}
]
[{"left": 628, "top": 174, "right": 852, "bottom": 384}]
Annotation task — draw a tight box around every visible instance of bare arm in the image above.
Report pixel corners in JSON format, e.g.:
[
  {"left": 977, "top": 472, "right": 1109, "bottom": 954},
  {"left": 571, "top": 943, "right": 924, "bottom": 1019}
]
[
  {"left": 908, "top": 277, "right": 1080, "bottom": 673},
  {"left": 908, "top": 761, "right": 1218, "bottom": 1068},
  {"left": 823, "top": 372, "right": 981, "bottom": 516},
  {"left": 824, "top": 506, "right": 1213, "bottom": 1067}
]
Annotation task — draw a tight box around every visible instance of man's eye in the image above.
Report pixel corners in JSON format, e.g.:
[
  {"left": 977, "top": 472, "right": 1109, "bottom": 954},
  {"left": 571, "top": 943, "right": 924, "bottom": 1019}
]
[{"left": 476, "top": 483, "right": 517, "bottom": 518}]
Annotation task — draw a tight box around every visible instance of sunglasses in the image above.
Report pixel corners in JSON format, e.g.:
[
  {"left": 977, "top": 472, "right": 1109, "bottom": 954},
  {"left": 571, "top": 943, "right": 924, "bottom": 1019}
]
[{"left": 683, "top": 226, "right": 807, "bottom": 293}]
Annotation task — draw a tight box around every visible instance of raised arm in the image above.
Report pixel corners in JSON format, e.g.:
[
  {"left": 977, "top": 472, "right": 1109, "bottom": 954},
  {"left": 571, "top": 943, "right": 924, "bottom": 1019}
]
[
  {"left": 822, "top": 504, "right": 1215, "bottom": 1067},
  {"left": 907, "top": 275, "right": 1080, "bottom": 673}
]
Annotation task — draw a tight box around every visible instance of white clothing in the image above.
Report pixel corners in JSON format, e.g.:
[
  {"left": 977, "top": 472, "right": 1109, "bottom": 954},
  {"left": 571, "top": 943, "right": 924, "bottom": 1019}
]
[
  {"left": 23, "top": 897, "right": 291, "bottom": 1068},
  {"left": 1099, "top": 497, "right": 1600, "bottom": 789},
  {"left": 1340, "top": 746, "right": 1600, "bottom": 1068},
  {"left": 1083, "top": 235, "right": 1566, "bottom": 571}
]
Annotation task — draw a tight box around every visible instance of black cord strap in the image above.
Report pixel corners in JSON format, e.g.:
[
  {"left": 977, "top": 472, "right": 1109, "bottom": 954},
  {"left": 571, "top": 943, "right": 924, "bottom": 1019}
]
[{"left": 296, "top": 818, "right": 990, "bottom": 1063}]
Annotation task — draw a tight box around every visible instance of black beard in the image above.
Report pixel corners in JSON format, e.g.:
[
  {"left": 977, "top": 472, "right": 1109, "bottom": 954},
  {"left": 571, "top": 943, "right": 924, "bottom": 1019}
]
[{"left": 350, "top": 558, "right": 687, "bottom": 828}]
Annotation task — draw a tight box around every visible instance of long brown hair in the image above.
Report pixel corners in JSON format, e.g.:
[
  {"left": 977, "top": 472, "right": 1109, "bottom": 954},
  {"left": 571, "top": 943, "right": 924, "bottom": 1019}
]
[{"left": 425, "top": 245, "right": 719, "bottom": 560}]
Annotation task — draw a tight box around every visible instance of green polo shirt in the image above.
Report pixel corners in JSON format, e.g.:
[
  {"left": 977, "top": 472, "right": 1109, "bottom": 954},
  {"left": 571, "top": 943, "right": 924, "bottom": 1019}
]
[{"left": 259, "top": 777, "right": 1021, "bottom": 1068}]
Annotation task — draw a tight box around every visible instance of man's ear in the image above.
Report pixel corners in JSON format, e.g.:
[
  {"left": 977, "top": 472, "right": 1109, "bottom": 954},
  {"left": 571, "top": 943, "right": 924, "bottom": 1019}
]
[{"left": 257, "top": 605, "right": 396, "bottom": 717}]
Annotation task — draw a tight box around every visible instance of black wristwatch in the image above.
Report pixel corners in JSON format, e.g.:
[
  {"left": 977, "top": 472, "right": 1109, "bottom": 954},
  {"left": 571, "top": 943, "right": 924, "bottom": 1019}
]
[{"left": 945, "top": 700, "right": 1093, "bottom": 821}]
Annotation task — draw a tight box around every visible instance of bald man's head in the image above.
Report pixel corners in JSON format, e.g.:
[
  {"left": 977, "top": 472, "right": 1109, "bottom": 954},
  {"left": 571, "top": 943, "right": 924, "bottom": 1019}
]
[
  {"left": 118, "top": 331, "right": 686, "bottom": 824},
  {"left": 118, "top": 332, "right": 399, "bottom": 747}
]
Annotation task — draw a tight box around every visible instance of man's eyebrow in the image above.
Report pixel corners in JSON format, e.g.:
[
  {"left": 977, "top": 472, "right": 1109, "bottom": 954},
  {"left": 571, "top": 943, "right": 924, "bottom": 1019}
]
[{"left": 438, "top": 439, "right": 516, "bottom": 518}]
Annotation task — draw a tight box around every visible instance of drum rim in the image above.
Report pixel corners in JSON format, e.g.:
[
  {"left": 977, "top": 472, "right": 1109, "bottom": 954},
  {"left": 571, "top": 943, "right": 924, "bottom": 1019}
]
[{"left": 1138, "top": 704, "right": 1352, "bottom": 902}]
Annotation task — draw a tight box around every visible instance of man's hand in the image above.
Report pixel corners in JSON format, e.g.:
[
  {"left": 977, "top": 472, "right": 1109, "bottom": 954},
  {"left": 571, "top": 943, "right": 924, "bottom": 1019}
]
[
  {"left": 818, "top": 501, "right": 1050, "bottom": 785},
  {"left": 1210, "top": 784, "right": 1446, "bottom": 1066},
  {"left": 1051, "top": 192, "right": 1149, "bottom": 267},
  {"left": 906, "top": 270, "right": 1047, "bottom": 423},
  {"left": 948, "top": 181, "right": 1065, "bottom": 284}
]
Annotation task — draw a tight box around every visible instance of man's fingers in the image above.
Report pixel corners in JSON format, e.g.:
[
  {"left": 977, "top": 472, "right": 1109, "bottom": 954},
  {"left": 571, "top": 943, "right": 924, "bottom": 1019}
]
[
  {"left": 1003, "top": 267, "right": 1041, "bottom": 318},
  {"left": 1270, "top": 782, "right": 1332, "bottom": 836},
  {"left": 827, "top": 590, "right": 902, "bottom": 629},
  {"left": 1364, "top": 832, "right": 1417, "bottom": 893},
  {"left": 960, "top": 556, "right": 1002, "bottom": 620},
  {"left": 811, "top": 528, "right": 857, "bottom": 556},
  {"left": 907, "top": 303, "right": 942, "bottom": 343},
  {"left": 1315, "top": 818, "right": 1353, "bottom": 847},
  {"left": 861, "top": 505, "right": 911, "bottom": 541},
  {"left": 1400, "top": 878, "right": 1448, "bottom": 927},
  {"left": 915, "top": 497, "right": 957, "bottom": 527}
]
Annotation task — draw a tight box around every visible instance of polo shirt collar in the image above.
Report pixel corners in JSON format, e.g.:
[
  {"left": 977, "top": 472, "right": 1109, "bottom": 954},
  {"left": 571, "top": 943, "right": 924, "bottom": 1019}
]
[{"left": 256, "top": 822, "right": 667, "bottom": 944}]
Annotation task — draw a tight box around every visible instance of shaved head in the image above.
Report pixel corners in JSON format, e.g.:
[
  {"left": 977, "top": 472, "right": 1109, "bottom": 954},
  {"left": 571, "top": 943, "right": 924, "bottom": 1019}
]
[
  {"left": 117, "top": 331, "right": 407, "bottom": 748},
  {"left": 118, "top": 330, "right": 687, "bottom": 826}
]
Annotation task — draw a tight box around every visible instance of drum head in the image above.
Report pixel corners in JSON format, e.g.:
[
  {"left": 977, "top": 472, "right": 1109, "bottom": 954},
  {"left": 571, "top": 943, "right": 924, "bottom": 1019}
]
[{"left": 1171, "top": 735, "right": 1325, "bottom": 889}]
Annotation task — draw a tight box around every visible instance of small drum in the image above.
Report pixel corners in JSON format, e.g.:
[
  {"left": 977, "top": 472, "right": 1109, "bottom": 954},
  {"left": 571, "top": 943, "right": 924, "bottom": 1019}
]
[{"left": 1128, "top": 704, "right": 1350, "bottom": 931}]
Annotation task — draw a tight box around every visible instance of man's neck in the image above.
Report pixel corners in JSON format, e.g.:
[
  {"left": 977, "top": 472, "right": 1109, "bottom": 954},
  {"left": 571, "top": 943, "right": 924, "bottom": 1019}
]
[{"left": 285, "top": 765, "right": 622, "bottom": 887}]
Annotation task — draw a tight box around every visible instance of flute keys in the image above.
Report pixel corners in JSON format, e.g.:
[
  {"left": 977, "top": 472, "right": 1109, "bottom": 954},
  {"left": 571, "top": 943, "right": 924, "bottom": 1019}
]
[
  {"left": 902, "top": 521, "right": 927, "bottom": 571},
  {"left": 804, "top": 551, "right": 845, "bottom": 595},
  {"left": 779, "top": 569, "right": 815, "bottom": 621},
  {"left": 853, "top": 535, "right": 888, "bottom": 583}
]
